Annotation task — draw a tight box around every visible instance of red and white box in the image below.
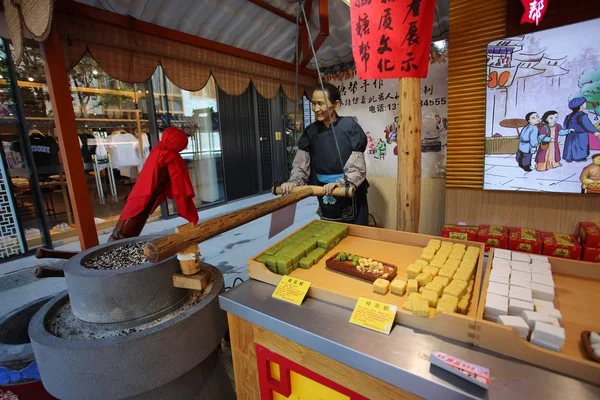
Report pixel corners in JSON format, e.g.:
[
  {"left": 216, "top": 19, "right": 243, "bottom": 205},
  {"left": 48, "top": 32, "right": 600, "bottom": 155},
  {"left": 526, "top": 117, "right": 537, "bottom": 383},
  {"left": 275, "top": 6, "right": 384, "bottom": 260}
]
[
  {"left": 541, "top": 232, "right": 582, "bottom": 260},
  {"left": 578, "top": 222, "right": 600, "bottom": 249},
  {"left": 477, "top": 225, "right": 508, "bottom": 251},
  {"left": 441, "top": 225, "right": 479, "bottom": 241},
  {"left": 508, "top": 228, "right": 543, "bottom": 254},
  {"left": 582, "top": 246, "right": 600, "bottom": 263}
]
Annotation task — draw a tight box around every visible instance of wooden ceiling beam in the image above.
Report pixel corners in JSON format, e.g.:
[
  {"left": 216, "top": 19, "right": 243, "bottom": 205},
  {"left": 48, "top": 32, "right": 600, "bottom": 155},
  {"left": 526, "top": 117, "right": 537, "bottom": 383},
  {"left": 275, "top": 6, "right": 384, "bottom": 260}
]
[
  {"left": 246, "top": 0, "right": 297, "bottom": 24},
  {"left": 300, "top": 0, "right": 329, "bottom": 68},
  {"left": 299, "top": 0, "right": 313, "bottom": 64},
  {"left": 55, "top": 1, "right": 317, "bottom": 76}
]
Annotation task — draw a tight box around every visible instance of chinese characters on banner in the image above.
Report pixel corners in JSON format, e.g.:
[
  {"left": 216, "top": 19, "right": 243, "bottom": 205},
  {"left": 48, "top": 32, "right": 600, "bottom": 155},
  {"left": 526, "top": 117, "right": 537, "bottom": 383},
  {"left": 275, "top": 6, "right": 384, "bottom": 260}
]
[
  {"left": 520, "top": 0, "right": 548, "bottom": 26},
  {"left": 350, "top": 0, "right": 436, "bottom": 79}
]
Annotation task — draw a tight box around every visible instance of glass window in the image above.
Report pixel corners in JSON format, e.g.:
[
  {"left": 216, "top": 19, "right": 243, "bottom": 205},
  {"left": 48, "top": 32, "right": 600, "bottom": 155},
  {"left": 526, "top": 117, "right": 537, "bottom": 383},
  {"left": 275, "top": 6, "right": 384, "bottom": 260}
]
[{"left": 152, "top": 70, "right": 225, "bottom": 214}]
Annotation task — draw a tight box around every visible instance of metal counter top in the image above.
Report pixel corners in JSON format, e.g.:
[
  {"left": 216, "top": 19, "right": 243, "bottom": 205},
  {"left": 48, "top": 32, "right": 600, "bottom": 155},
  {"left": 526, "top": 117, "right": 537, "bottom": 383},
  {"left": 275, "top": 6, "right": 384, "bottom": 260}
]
[{"left": 219, "top": 280, "right": 600, "bottom": 400}]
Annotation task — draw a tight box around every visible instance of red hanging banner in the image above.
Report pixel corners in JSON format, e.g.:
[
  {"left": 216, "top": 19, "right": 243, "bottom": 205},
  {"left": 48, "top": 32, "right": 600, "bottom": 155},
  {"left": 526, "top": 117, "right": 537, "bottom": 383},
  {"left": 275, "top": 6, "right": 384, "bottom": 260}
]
[
  {"left": 520, "top": 0, "right": 548, "bottom": 26},
  {"left": 350, "top": 0, "right": 436, "bottom": 80}
]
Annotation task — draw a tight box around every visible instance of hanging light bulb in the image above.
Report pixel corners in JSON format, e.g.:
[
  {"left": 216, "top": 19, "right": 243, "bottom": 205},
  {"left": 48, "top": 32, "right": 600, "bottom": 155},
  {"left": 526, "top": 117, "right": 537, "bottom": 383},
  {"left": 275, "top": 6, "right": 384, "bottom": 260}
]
[
  {"left": 92, "top": 69, "right": 98, "bottom": 75},
  {"left": 27, "top": 77, "right": 34, "bottom": 82},
  {"left": 0, "top": 74, "right": 3, "bottom": 79}
]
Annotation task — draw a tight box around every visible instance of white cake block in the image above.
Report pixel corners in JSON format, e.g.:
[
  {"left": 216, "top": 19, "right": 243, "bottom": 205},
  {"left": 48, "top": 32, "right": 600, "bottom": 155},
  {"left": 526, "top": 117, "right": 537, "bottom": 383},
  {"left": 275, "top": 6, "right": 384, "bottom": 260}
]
[
  {"left": 511, "top": 261, "right": 531, "bottom": 273},
  {"left": 530, "top": 254, "right": 549, "bottom": 263},
  {"left": 590, "top": 332, "right": 600, "bottom": 344},
  {"left": 485, "top": 293, "right": 509, "bottom": 320},
  {"left": 532, "top": 273, "right": 554, "bottom": 287},
  {"left": 497, "top": 315, "right": 530, "bottom": 338},
  {"left": 533, "top": 298, "right": 555, "bottom": 309},
  {"left": 488, "top": 282, "right": 509, "bottom": 297},
  {"left": 510, "top": 279, "right": 532, "bottom": 289},
  {"left": 531, "top": 265, "right": 552, "bottom": 276},
  {"left": 492, "top": 258, "right": 511, "bottom": 269},
  {"left": 531, "top": 283, "right": 554, "bottom": 301},
  {"left": 508, "top": 298, "right": 534, "bottom": 316},
  {"left": 494, "top": 249, "right": 512, "bottom": 260},
  {"left": 509, "top": 286, "right": 533, "bottom": 302},
  {"left": 511, "top": 271, "right": 531, "bottom": 282},
  {"left": 490, "top": 268, "right": 510, "bottom": 279},
  {"left": 522, "top": 310, "right": 560, "bottom": 329},
  {"left": 531, "top": 260, "right": 551, "bottom": 269},
  {"left": 535, "top": 307, "right": 563, "bottom": 324},
  {"left": 511, "top": 252, "right": 531, "bottom": 263},
  {"left": 530, "top": 321, "right": 565, "bottom": 351},
  {"left": 490, "top": 275, "right": 509, "bottom": 285}
]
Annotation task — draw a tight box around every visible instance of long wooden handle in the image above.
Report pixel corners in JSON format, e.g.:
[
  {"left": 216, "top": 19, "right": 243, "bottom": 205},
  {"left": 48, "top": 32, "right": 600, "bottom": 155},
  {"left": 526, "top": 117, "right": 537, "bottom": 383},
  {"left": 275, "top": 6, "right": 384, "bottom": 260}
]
[
  {"left": 145, "top": 188, "right": 314, "bottom": 263},
  {"left": 35, "top": 248, "right": 78, "bottom": 260},
  {"left": 35, "top": 265, "right": 65, "bottom": 278},
  {"left": 272, "top": 185, "right": 355, "bottom": 197}
]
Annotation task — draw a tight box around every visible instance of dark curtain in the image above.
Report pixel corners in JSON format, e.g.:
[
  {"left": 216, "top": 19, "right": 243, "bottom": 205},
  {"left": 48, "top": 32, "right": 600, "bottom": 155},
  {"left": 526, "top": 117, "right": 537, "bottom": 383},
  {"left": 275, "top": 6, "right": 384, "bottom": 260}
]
[{"left": 256, "top": 93, "right": 273, "bottom": 192}]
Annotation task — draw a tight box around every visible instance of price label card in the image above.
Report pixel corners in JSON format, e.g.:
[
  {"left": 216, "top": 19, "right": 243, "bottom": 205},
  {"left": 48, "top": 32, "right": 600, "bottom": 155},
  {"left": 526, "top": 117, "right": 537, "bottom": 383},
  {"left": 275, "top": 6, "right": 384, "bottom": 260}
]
[
  {"left": 272, "top": 276, "right": 311, "bottom": 305},
  {"left": 349, "top": 297, "right": 397, "bottom": 335}
]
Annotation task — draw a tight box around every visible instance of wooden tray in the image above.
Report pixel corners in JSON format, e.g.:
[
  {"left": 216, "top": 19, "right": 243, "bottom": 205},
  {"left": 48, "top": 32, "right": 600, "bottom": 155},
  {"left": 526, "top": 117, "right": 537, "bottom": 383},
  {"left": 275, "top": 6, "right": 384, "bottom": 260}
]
[
  {"left": 581, "top": 331, "right": 600, "bottom": 363},
  {"left": 249, "top": 223, "right": 485, "bottom": 344},
  {"left": 325, "top": 252, "right": 397, "bottom": 282},
  {"left": 475, "top": 249, "right": 600, "bottom": 384}
]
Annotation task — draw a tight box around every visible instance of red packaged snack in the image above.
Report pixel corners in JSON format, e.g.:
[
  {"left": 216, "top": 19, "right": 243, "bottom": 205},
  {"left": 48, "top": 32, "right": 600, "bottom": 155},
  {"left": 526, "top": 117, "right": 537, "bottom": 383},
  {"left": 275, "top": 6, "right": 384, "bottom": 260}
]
[
  {"left": 477, "top": 225, "right": 508, "bottom": 251},
  {"left": 578, "top": 222, "right": 600, "bottom": 249},
  {"left": 508, "top": 228, "right": 543, "bottom": 254},
  {"left": 441, "top": 225, "right": 478, "bottom": 241},
  {"left": 541, "top": 232, "right": 582, "bottom": 260},
  {"left": 582, "top": 246, "right": 600, "bottom": 263}
]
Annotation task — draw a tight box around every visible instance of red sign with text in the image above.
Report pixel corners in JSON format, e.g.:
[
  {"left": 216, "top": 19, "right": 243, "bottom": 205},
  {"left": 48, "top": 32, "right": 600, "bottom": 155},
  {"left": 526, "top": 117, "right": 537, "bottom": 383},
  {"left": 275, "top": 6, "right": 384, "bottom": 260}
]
[
  {"left": 520, "top": 0, "right": 548, "bottom": 26},
  {"left": 350, "top": 0, "right": 436, "bottom": 79}
]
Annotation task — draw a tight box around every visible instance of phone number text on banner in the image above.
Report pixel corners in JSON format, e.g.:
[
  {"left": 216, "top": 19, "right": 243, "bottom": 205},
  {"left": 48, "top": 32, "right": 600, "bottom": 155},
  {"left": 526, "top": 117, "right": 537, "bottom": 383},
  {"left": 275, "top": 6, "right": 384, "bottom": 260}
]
[{"left": 350, "top": 0, "right": 436, "bottom": 80}]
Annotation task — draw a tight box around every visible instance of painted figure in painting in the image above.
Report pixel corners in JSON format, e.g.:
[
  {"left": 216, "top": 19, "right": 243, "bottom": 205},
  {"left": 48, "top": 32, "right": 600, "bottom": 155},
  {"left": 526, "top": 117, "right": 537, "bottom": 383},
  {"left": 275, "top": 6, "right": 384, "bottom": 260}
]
[
  {"left": 374, "top": 138, "right": 387, "bottom": 160},
  {"left": 563, "top": 97, "right": 600, "bottom": 162},
  {"left": 535, "top": 110, "right": 570, "bottom": 171},
  {"left": 516, "top": 112, "right": 540, "bottom": 172},
  {"left": 580, "top": 153, "right": 600, "bottom": 194}
]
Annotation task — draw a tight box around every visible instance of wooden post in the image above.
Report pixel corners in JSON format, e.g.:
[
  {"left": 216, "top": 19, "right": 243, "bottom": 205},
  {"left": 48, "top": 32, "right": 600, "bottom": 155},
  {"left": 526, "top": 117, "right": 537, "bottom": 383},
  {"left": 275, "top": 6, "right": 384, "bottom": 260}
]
[
  {"left": 397, "top": 78, "right": 421, "bottom": 233},
  {"left": 41, "top": 27, "right": 99, "bottom": 249},
  {"left": 175, "top": 224, "right": 202, "bottom": 276}
]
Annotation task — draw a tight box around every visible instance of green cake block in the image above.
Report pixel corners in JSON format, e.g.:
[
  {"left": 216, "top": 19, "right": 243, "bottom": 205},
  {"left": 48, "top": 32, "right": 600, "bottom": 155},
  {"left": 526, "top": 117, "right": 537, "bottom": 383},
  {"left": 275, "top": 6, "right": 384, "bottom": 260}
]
[
  {"left": 265, "top": 257, "right": 277, "bottom": 272},
  {"left": 276, "top": 256, "right": 292, "bottom": 269},
  {"left": 263, "top": 247, "right": 279, "bottom": 256},
  {"left": 306, "top": 240, "right": 317, "bottom": 251},
  {"left": 317, "top": 238, "right": 332, "bottom": 248},
  {"left": 299, "top": 257, "right": 314, "bottom": 269},
  {"left": 277, "top": 264, "right": 294, "bottom": 275},
  {"left": 256, "top": 255, "right": 269, "bottom": 264},
  {"left": 293, "top": 262, "right": 299, "bottom": 270},
  {"left": 309, "top": 247, "right": 327, "bottom": 262}
]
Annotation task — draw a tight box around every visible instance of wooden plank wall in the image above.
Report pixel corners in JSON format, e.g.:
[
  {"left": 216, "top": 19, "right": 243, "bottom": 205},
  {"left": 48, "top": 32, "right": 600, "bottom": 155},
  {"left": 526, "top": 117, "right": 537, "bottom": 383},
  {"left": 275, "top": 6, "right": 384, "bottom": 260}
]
[{"left": 445, "top": 0, "right": 600, "bottom": 232}]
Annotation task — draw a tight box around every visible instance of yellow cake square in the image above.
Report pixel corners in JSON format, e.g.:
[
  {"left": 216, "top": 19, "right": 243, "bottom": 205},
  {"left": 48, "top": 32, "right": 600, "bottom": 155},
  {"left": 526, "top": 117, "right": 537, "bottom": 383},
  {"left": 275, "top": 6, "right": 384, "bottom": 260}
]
[
  {"left": 407, "top": 279, "right": 418, "bottom": 295},
  {"left": 457, "top": 299, "right": 469, "bottom": 314},
  {"left": 433, "top": 276, "right": 450, "bottom": 287},
  {"left": 406, "top": 264, "right": 423, "bottom": 279},
  {"left": 423, "top": 266, "right": 439, "bottom": 277},
  {"left": 438, "top": 268, "right": 454, "bottom": 279},
  {"left": 390, "top": 279, "right": 407, "bottom": 296},
  {"left": 420, "top": 252, "right": 435, "bottom": 263},
  {"left": 373, "top": 278, "right": 389, "bottom": 294},
  {"left": 411, "top": 298, "right": 429, "bottom": 317},
  {"left": 424, "top": 281, "right": 444, "bottom": 296},
  {"left": 416, "top": 272, "right": 433, "bottom": 287},
  {"left": 421, "top": 289, "right": 439, "bottom": 307}
]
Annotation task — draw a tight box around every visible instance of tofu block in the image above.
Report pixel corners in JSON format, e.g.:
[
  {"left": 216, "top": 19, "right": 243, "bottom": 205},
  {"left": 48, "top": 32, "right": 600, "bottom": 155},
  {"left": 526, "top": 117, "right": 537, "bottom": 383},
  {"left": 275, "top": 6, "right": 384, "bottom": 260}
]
[
  {"left": 511, "top": 252, "right": 531, "bottom": 263},
  {"left": 488, "top": 282, "right": 509, "bottom": 297},
  {"left": 494, "top": 249, "right": 512, "bottom": 260},
  {"left": 531, "top": 273, "right": 554, "bottom": 287},
  {"left": 529, "top": 254, "right": 549, "bottom": 262},
  {"left": 531, "top": 260, "right": 551, "bottom": 269},
  {"left": 531, "top": 265, "right": 552, "bottom": 276},
  {"left": 438, "top": 268, "right": 456, "bottom": 279},
  {"left": 457, "top": 299, "right": 469, "bottom": 314},
  {"left": 407, "top": 279, "right": 418, "bottom": 295},
  {"left": 406, "top": 264, "right": 423, "bottom": 279},
  {"left": 508, "top": 298, "right": 534, "bottom": 316},
  {"left": 484, "top": 293, "right": 509, "bottom": 321},
  {"left": 433, "top": 276, "right": 450, "bottom": 287},
  {"left": 530, "top": 321, "right": 565, "bottom": 351},
  {"left": 497, "top": 315, "right": 530, "bottom": 338},
  {"left": 511, "top": 271, "right": 531, "bottom": 282},
  {"left": 421, "top": 289, "right": 439, "bottom": 307},
  {"left": 424, "top": 282, "right": 444, "bottom": 297},
  {"left": 412, "top": 298, "right": 430, "bottom": 317},
  {"left": 509, "top": 286, "right": 533, "bottom": 302},
  {"left": 423, "top": 266, "right": 440, "bottom": 277},
  {"left": 489, "top": 275, "right": 509, "bottom": 285},
  {"left": 373, "top": 278, "right": 390, "bottom": 294},
  {"left": 510, "top": 279, "right": 531, "bottom": 289},
  {"left": 511, "top": 261, "right": 532, "bottom": 273},
  {"left": 416, "top": 272, "right": 433, "bottom": 287},
  {"left": 533, "top": 298, "right": 555, "bottom": 309},
  {"left": 437, "top": 295, "right": 459, "bottom": 313},
  {"left": 390, "top": 279, "right": 407, "bottom": 296},
  {"left": 490, "top": 267, "right": 510, "bottom": 279},
  {"left": 531, "top": 283, "right": 554, "bottom": 301},
  {"left": 535, "top": 307, "right": 563, "bottom": 324},
  {"left": 492, "top": 258, "right": 511, "bottom": 269},
  {"left": 522, "top": 311, "right": 560, "bottom": 329}
]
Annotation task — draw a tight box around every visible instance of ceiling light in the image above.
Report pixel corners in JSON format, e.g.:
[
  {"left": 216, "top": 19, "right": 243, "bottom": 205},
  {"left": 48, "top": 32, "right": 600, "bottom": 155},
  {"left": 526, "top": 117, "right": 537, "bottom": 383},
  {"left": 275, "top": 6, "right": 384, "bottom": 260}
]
[
  {"left": 27, "top": 77, "right": 34, "bottom": 82},
  {"left": 92, "top": 69, "right": 98, "bottom": 75}
]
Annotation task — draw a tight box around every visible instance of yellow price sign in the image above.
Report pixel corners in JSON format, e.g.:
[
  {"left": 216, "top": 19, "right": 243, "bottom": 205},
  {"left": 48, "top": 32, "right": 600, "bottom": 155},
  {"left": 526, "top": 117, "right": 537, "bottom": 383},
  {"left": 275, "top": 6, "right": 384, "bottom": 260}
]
[
  {"left": 349, "top": 297, "right": 397, "bottom": 335},
  {"left": 272, "top": 276, "right": 311, "bottom": 305}
]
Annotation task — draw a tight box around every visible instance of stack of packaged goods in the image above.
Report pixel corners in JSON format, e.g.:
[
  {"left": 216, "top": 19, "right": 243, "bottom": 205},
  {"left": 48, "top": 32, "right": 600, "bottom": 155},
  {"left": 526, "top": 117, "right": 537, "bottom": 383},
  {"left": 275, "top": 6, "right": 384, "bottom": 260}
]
[
  {"left": 477, "top": 225, "right": 509, "bottom": 251},
  {"left": 541, "top": 232, "right": 582, "bottom": 260},
  {"left": 578, "top": 222, "right": 600, "bottom": 263},
  {"left": 441, "top": 225, "right": 478, "bottom": 241},
  {"left": 508, "top": 228, "right": 543, "bottom": 254}
]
